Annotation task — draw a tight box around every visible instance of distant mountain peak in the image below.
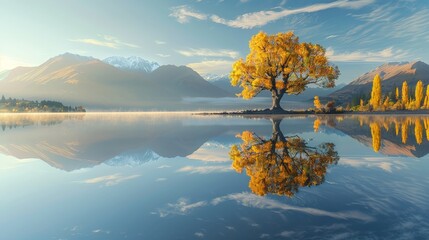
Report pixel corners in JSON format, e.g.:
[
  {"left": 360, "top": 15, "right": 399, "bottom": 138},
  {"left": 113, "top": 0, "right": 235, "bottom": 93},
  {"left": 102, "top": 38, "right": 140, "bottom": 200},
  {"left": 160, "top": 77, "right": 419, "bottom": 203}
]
[
  {"left": 411, "top": 60, "right": 429, "bottom": 69},
  {"left": 202, "top": 73, "right": 230, "bottom": 81},
  {"left": 103, "top": 56, "right": 159, "bottom": 73},
  {"left": 54, "top": 52, "right": 95, "bottom": 62}
]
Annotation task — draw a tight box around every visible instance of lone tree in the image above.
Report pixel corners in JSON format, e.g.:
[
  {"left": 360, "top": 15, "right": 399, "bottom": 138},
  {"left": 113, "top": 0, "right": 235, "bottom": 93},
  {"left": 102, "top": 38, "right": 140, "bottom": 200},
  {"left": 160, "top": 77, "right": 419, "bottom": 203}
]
[{"left": 230, "top": 31, "right": 339, "bottom": 111}]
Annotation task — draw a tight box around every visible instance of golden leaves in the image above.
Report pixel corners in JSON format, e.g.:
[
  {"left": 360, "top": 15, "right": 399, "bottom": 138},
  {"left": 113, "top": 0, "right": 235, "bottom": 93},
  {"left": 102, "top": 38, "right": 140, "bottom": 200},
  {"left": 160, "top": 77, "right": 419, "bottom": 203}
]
[
  {"left": 314, "top": 96, "right": 322, "bottom": 109},
  {"left": 415, "top": 80, "right": 424, "bottom": 109},
  {"left": 230, "top": 31, "right": 339, "bottom": 107},
  {"left": 370, "top": 74, "right": 382, "bottom": 109},
  {"left": 402, "top": 81, "right": 409, "bottom": 105},
  {"left": 229, "top": 123, "right": 338, "bottom": 197},
  {"left": 370, "top": 122, "right": 381, "bottom": 152}
]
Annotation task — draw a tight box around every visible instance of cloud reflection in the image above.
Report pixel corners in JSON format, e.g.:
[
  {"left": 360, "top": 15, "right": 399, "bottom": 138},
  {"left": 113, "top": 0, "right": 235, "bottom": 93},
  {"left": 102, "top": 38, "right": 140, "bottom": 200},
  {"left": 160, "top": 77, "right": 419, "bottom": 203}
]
[
  {"left": 79, "top": 173, "right": 141, "bottom": 186},
  {"left": 177, "top": 165, "right": 232, "bottom": 174}
]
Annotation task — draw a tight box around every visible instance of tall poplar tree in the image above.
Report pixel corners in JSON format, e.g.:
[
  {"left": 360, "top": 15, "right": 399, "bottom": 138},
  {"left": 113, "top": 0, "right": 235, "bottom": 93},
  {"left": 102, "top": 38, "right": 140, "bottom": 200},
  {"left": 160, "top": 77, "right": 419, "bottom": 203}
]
[
  {"left": 370, "top": 74, "right": 382, "bottom": 109},
  {"left": 415, "top": 80, "right": 424, "bottom": 109}
]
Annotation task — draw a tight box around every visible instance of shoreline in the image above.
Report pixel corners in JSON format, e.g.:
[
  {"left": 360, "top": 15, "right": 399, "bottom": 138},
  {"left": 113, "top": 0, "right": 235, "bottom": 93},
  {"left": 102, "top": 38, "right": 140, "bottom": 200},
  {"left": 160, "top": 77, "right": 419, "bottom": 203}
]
[
  {"left": 194, "top": 109, "right": 429, "bottom": 116},
  {"left": 0, "top": 109, "right": 428, "bottom": 116}
]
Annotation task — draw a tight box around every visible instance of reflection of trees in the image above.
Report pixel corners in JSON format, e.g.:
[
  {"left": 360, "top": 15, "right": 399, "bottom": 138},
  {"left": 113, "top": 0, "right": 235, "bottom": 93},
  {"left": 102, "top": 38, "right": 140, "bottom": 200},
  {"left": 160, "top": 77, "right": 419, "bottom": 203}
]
[
  {"left": 0, "top": 113, "right": 85, "bottom": 131},
  {"left": 315, "top": 115, "right": 429, "bottom": 153},
  {"left": 229, "top": 119, "right": 339, "bottom": 197}
]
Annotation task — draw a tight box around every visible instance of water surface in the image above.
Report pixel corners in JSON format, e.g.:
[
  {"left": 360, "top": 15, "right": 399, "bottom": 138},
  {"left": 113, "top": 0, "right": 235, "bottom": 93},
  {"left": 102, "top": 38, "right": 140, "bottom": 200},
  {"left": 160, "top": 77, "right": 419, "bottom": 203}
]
[{"left": 1, "top": 113, "right": 428, "bottom": 239}]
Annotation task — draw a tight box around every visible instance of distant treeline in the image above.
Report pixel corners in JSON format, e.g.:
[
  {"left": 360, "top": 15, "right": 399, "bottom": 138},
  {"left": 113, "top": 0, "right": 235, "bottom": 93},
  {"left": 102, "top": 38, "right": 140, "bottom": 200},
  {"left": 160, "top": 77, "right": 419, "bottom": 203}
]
[{"left": 0, "top": 95, "right": 86, "bottom": 113}]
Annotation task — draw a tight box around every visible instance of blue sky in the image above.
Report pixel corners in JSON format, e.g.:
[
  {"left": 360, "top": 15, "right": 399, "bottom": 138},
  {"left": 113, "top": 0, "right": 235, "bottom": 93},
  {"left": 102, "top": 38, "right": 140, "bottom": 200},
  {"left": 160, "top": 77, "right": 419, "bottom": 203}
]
[{"left": 1, "top": 0, "right": 428, "bottom": 84}]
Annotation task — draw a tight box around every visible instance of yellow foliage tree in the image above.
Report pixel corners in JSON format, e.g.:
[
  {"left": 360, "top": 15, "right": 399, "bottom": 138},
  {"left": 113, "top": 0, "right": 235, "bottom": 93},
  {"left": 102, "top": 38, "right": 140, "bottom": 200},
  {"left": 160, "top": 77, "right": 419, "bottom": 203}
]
[
  {"left": 229, "top": 119, "right": 339, "bottom": 197},
  {"left": 425, "top": 118, "right": 429, "bottom": 141},
  {"left": 370, "top": 122, "right": 381, "bottom": 152},
  {"left": 415, "top": 119, "right": 423, "bottom": 145},
  {"left": 395, "top": 87, "right": 400, "bottom": 100},
  {"left": 402, "top": 81, "right": 409, "bottom": 106},
  {"left": 415, "top": 80, "right": 424, "bottom": 109},
  {"left": 359, "top": 99, "right": 365, "bottom": 111},
  {"left": 383, "top": 96, "right": 390, "bottom": 110},
  {"left": 230, "top": 31, "right": 339, "bottom": 110},
  {"left": 424, "top": 85, "right": 429, "bottom": 109},
  {"left": 314, "top": 96, "right": 322, "bottom": 110},
  {"left": 313, "top": 118, "right": 321, "bottom": 132},
  {"left": 401, "top": 120, "right": 408, "bottom": 144},
  {"left": 370, "top": 74, "right": 382, "bottom": 110}
]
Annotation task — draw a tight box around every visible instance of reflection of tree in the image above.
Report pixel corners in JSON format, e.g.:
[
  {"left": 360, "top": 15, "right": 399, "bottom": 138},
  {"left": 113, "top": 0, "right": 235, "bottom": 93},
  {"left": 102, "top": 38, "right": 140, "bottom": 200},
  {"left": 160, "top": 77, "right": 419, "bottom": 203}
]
[
  {"left": 370, "top": 122, "right": 381, "bottom": 152},
  {"left": 415, "top": 119, "right": 423, "bottom": 145},
  {"left": 229, "top": 119, "right": 339, "bottom": 197}
]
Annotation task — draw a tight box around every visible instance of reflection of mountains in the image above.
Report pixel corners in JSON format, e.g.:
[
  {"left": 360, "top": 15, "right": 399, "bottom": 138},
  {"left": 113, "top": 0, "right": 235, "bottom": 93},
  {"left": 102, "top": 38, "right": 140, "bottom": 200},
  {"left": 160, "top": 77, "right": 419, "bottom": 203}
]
[
  {"left": 323, "top": 115, "right": 429, "bottom": 158},
  {"left": 0, "top": 114, "right": 283, "bottom": 171},
  {"left": 0, "top": 114, "right": 232, "bottom": 171}
]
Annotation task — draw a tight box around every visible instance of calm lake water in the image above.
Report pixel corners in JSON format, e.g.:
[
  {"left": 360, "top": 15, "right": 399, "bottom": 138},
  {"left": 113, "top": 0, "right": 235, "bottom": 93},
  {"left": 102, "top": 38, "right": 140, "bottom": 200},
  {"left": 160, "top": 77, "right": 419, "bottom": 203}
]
[{"left": 1, "top": 113, "right": 429, "bottom": 239}]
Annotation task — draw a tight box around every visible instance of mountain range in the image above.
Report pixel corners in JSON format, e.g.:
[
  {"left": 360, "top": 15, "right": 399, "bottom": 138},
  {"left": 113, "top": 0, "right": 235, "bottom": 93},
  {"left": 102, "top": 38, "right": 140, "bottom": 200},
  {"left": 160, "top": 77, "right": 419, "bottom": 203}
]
[
  {"left": 2, "top": 53, "right": 428, "bottom": 109},
  {"left": 328, "top": 61, "right": 429, "bottom": 105},
  {"left": 0, "top": 53, "right": 229, "bottom": 109}
]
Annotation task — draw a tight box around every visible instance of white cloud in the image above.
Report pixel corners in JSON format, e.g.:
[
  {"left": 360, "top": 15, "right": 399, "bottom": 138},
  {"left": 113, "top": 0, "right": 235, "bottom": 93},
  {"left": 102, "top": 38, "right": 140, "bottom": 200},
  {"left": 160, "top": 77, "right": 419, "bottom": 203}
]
[
  {"left": 177, "top": 48, "right": 239, "bottom": 59},
  {"left": 326, "top": 35, "right": 338, "bottom": 39},
  {"left": 170, "top": 5, "right": 207, "bottom": 23},
  {"left": 389, "top": 9, "right": 429, "bottom": 42},
  {"left": 71, "top": 35, "right": 139, "bottom": 49},
  {"left": 194, "top": 232, "right": 205, "bottom": 238},
  {"left": 79, "top": 173, "right": 141, "bottom": 186},
  {"left": 345, "top": 4, "right": 429, "bottom": 44},
  {"left": 157, "top": 165, "right": 171, "bottom": 169},
  {"left": 156, "top": 191, "right": 374, "bottom": 222},
  {"left": 339, "top": 157, "right": 406, "bottom": 172},
  {"left": 177, "top": 165, "right": 232, "bottom": 174},
  {"left": 156, "top": 53, "right": 171, "bottom": 58},
  {"left": 158, "top": 198, "right": 207, "bottom": 217},
  {"left": 326, "top": 47, "right": 409, "bottom": 62},
  {"left": 211, "top": 192, "right": 375, "bottom": 222},
  {"left": 187, "top": 60, "right": 234, "bottom": 75},
  {"left": 209, "top": 0, "right": 374, "bottom": 29},
  {"left": 155, "top": 40, "right": 166, "bottom": 45},
  {"left": 0, "top": 55, "right": 32, "bottom": 71}
]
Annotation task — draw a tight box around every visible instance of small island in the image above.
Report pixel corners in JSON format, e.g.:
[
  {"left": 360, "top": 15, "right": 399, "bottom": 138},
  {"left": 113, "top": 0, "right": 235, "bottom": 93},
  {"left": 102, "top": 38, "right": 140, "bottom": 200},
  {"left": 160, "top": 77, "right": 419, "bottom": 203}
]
[{"left": 0, "top": 95, "right": 86, "bottom": 113}]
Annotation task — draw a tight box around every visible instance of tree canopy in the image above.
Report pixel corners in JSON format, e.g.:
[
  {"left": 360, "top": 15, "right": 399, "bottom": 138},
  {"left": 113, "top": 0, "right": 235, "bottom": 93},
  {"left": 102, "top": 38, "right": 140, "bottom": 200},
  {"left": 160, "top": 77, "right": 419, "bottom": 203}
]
[{"left": 230, "top": 31, "right": 339, "bottom": 110}]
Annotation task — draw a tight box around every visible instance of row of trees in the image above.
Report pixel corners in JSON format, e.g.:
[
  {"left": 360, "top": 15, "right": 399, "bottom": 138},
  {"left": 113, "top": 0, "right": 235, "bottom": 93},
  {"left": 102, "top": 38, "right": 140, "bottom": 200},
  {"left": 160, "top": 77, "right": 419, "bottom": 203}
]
[
  {"left": 0, "top": 95, "right": 86, "bottom": 113},
  {"left": 365, "top": 75, "right": 429, "bottom": 111}
]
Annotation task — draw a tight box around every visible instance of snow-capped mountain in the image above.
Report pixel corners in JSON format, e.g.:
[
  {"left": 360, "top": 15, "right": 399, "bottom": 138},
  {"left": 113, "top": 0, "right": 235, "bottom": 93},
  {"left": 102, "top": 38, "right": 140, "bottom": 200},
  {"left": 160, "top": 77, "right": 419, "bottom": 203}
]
[
  {"left": 202, "top": 73, "right": 229, "bottom": 82},
  {"left": 103, "top": 56, "right": 160, "bottom": 73},
  {"left": 105, "top": 149, "right": 161, "bottom": 167}
]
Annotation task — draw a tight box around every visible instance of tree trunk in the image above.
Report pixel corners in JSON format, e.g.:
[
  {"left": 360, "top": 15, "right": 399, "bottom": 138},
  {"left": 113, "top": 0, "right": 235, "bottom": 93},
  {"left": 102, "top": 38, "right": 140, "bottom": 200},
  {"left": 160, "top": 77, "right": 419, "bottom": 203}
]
[
  {"left": 271, "top": 91, "right": 284, "bottom": 111},
  {"left": 271, "top": 118, "right": 282, "bottom": 136}
]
